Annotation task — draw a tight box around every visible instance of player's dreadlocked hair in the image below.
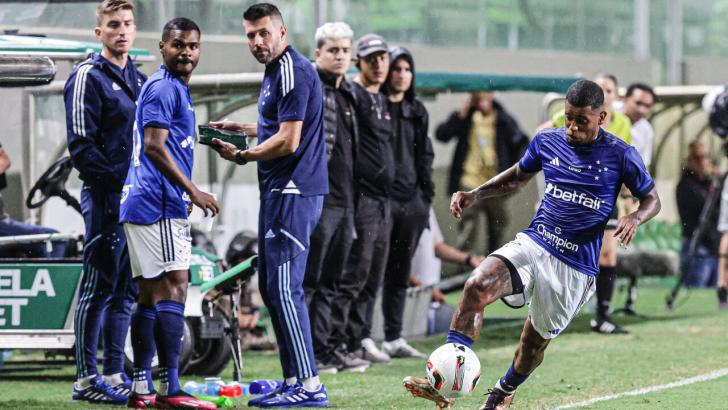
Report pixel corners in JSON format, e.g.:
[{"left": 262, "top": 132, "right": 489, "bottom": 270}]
[
  {"left": 566, "top": 79, "right": 604, "bottom": 111},
  {"left": 161, "top": 17, "right": 200, "bottom": 42}
]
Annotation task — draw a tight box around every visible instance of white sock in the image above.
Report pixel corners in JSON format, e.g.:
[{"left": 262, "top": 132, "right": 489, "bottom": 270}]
[
  {"left": 285, "top": 377, "right": 298, "bottom": 386},
  {"left": 103, "top": 372, "right": 125, "bottom": 386},
  {"left": 302, "top": 376, "right": 321, "bottom": 392},
  {"left": 76, "top": 375, "right": 95, "bottom": 389}
]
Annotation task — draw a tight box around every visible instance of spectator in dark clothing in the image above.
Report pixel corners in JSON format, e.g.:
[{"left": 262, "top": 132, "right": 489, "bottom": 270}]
[
  {"left": 435, "top": 93, "right": 529, "bottom": 254},
  {"left": 374, "top": 46, "right": 433, "bottom": 359},
  {"left": 303, "top": 22, "right": 370, "bottom": 374},
  {"left": 676, "top": 141, "right": 721, "bottom": 287},
  {"left": 328, "top": 33, "right": 395, "bottom": 365}
]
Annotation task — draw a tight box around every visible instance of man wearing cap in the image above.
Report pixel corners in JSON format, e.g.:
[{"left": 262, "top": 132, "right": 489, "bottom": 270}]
[{"left": 327, "top": 33, "right": 396, "bottom": 364}]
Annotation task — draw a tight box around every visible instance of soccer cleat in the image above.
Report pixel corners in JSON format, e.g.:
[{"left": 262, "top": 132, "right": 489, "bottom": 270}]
[
  {"left": 356, "top": 338, "right": 391, "bottom": 363},
  {"left": 479, "top": 387, "right": 515, "bottom": 410},
  {"left": 382, "top": 338, "right": 427, "bottom": 359},
  {"left": 257, "top": 383, "right": 329, "bottom": 408},
  {"left": 590, "top": 319, "right": 628, "bottom": 334},
  {"left": 403, "top": 376, "right": 454, "bottom": 410},
  {"left": 105, "top": 372, "right": 132, "bottom": 397},
  {"left": 156, "top": 390, "right": 217, "bottom": 409},
  {"left": 127, "top": 392, "right": 157, "bottom": 408},
  {"left": 248, "top": 382, "right": 288, "bottom": 407},
  {"left": 72, "top": 376, "right": 128, "bottom": 405}
]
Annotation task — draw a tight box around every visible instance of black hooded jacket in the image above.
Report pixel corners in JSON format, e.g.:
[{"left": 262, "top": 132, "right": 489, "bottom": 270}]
[
  {"left": 383, "top": 47, "right": 435, "bottom": 202},
  {"left": 435, "top": 100, "right": 529, "bottom": 195}
]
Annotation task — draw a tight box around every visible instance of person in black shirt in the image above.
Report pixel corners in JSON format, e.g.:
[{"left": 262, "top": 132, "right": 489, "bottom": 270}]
[
  {"left": 676, "top": 141, "right": 720, "bottom": 287},
  {"left": 303, "top": 22, "right": 370, "bottom": 374},
  {"left": 377, "top": 46, "right": 433, "bottom": 359},
  {"left": 329, "top": 33, "right": 395, "bottom": 364}
]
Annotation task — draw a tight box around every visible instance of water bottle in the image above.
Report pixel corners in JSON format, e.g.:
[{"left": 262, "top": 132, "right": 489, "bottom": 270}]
[
  {"left": 204, "top": 377, "right": 224, "bottom": 396},
  {"left": 219, "top": 382, "right": 243, "bottom": 397},
  {"left": 249, "top": 379, "right": 283, "bottom": 395},
  {"left": 183, "top": 381, "right": 207, "bottom": 395}
]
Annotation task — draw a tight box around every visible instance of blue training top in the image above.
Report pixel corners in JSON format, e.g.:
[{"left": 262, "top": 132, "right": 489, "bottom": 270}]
[
  {"left": 519, "top": 127, "right": 654, "bottom": 276},
  {"left": 256, "top": 45, "right": 328, "bottom": 199},
  {"left": 120, "top": 65, "right": 196, "bottom": 224}
]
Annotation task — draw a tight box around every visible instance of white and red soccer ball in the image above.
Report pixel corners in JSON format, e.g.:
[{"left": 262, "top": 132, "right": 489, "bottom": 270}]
[{"left": 426, "top": 343, "right": 481, "bottom": 398}]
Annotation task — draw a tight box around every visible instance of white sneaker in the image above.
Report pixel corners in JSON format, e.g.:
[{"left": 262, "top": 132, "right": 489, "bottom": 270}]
[
  {"left": 358, "top": 338, "right": 391, "bottom": 363},
  {"left": 382, "top": 338, "right": 427, "bottom": 359}
]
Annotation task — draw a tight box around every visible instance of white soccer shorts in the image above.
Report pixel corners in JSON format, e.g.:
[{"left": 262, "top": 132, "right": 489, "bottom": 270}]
[
  {"left": 124, "top": 219, "right": 192, "bottom": 279},
  {"left": 490, "top": 233, "right": 596, "bottom": 339}
]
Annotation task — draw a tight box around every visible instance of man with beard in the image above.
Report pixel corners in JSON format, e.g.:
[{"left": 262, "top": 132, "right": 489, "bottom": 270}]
[
  {"left": 121, "top": 18, "right": 218, "bottom": 409},
  {"left": 403, "top": 80, "right": 660, "bottom": 409},
  {"left": 209, "top": 3, "right": 330, "bottom": 408}
]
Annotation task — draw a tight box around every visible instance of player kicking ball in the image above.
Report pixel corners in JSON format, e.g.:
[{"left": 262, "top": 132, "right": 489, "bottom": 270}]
[
  {"left": 120, "top": 18, "right": 219, "bottom": 409},
  {"left": 403, "top": 79, "right": 661, "bottom": 409}
]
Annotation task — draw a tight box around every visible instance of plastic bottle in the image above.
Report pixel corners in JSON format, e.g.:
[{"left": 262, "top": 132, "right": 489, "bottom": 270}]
[
  {"left": 249, "top": 379, "right": 283, "bottom": 395},
  {"left": 219, "top": 382, "right": 243, "bottom": 397},
  {"left": 182, "top": 381, "right": 207, "bottom": 395},
  {"left": 204, "top": 377, "right": 224, "bottom": 396}
]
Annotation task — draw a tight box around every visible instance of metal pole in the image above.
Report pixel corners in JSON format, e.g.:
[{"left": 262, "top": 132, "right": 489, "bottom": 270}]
[
  {"left": 634, "top": 0, "right": 650, "bottom": 60},
  {"left": 667, "top": 0, "right": 683, "bottom": 85}
]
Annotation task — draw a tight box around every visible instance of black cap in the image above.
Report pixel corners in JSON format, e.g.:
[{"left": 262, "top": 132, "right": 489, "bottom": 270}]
[{"left": 356, "top": 33, "right": 388, "bottom": 58}]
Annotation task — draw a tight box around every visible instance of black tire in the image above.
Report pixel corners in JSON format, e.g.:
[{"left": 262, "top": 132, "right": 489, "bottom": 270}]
[
  {"left": 184, "top": 305, "right": 233, "bottom": 376},
  {"left": 123, "top": 311, "right": 195, "bottom": 377}
]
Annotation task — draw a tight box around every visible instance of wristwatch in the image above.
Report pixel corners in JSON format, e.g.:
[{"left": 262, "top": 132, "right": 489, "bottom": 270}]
[{"left": 234, "top": 149, "right": 248, "bottom": 165}]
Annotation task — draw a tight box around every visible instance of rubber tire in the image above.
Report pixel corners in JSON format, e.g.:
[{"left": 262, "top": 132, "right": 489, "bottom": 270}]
[
  {"left": 123, "top": 312, "right": 195, "bottom": 378},
  {"left": 184, "top": 305, "right": 233, "bottom": 376}
]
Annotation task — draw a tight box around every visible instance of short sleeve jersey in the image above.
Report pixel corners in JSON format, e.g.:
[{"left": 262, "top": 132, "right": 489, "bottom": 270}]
[
  {"left": 256, "top": 45, "right": 328, "bottom": 199},
  {"left": 120, "top": 66, "right": 196, "bottom": 224},
  {"left": 519, "top": 127, "right": 654, "bottom": 276}
]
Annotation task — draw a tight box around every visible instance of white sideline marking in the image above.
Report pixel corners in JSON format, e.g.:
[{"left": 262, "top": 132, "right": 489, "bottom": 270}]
[{"left": 551, "top": 368, "right": 728, "bottom": 409}]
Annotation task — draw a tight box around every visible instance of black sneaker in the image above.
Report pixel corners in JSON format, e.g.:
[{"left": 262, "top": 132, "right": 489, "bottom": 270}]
[
  {"left": 590, "top": 319, "right": 628, "bottom": 334},
  {"left": 480, "top": 387, "right": 515, "bottom": 410},
  {"left": 332, "top": 347, "right": 370, "bottom": 373}
]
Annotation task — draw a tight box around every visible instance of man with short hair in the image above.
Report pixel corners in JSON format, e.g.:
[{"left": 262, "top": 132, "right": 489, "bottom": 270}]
[
  {"left": 121, "top": 17, "right": 218, "bottom": 409},
  {"left": 621, "top": 83, "right": 656, "bottom": 167},
  {"left": 403, "top": 80, "right": 661, "bottom": 409},
  {"left": 210, "top": 3, "right": 330, "bottom": 407},
  {"left": 64, "top": 0, "right": 145, "bottom": 403},
  {"left": 330, "top": 33, "right": 397, "bottom": 365},
  {"left": 302, "top": 21, "right": 371, "bottom": 374}
]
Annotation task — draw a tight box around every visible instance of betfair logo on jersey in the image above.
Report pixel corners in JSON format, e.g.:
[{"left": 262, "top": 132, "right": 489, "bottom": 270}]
[{"left": 544, "top": 183, "right": 602, "bottom": 210}]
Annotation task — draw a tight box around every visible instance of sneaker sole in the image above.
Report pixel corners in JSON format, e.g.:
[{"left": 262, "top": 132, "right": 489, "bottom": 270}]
[
  {"left": 318, "top": 367, "right": 339, "bottom": 375},
  {"left": 258, "top": 400, "right": 330, "bottom": 408},
  {"left": 402, "top": 376, "right": 453, "bottom": 409},
  {"left": 340, "top": 364, "right": 370, "bottom": 373}
]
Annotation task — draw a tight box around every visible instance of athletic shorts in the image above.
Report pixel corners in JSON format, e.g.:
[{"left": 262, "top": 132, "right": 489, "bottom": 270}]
[
  {"left": 124, "top": 219, "right": 192, "bottom": 279},
  {"left": 490, "top": 233, "right": 596, "bottom": 339}
]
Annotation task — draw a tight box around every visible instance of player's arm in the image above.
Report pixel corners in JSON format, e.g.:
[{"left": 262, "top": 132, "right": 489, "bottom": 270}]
[
  {"left": 143, "top": 126, "right": 219, "bottom": 216},
  {"left": 450, "top": 164, "right": 536, "bottom": 219},
  {"left": 64, "top": 71, "right": 125, "bottom": 190},
  {"left": 211, "top": 120, "right": 301, "bottom": 164},
  {"left": 613, "top": 187, "right": 661, "bottom": 246},
  {"left": 719, "top": 233, "right": 728, "bottom": 288},
  {"left": 0, "top": 146, "right": 11, "bottom": 174}
]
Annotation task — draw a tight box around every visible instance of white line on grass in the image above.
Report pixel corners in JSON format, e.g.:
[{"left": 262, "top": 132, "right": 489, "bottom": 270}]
[{"left": 551, "top": 368, "right": 728, "bottom": 409}]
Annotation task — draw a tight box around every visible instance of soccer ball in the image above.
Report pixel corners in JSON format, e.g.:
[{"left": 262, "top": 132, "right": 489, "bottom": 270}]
[{"left": 426, "top": 343, "right": 481, "bottom": 398}]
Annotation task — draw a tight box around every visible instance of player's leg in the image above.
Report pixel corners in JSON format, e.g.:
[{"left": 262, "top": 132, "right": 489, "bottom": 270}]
[
  {"left": 593, "top": 227, "right": 626, "bottom": 333},
  {"left": 381, "top": 196, "right": 429, "bottom": 359},
  {"left": 257, "top": 195, "right": 330, "bottom": 408},
  {"left": 72, "top": 189, "right": 126, "bottom": 404},
  {"left": 101, "top": 223, "right": 137, "bottom": 396}
]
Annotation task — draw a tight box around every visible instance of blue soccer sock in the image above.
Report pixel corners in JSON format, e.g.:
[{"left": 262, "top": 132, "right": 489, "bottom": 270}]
[
  {"left": 446, "top": 330, "right": 474, "bottom": 349},
  {"left": 130, "top": 304, "right": 156, "bottom": 394},
  {"left": 497, "top": 362, "right": 529, "bottom": 394},
  {"left": 154, "top": 300, "right": 185, "bottom": 395}
]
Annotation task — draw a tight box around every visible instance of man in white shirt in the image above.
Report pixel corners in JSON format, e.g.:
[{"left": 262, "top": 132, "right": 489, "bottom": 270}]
[{"left": 620, "top": 83, "right": 656, "bottom": 166}]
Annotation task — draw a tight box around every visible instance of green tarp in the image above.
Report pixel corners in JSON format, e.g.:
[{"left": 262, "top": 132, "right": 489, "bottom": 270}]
[{"left": 415, "top": 72, "right": 580, "bottom": 94}]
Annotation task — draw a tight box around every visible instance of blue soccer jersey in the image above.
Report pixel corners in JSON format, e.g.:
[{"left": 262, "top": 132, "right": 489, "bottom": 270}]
[
  {"left": 120, "top": 66, "right": 196, "bottom": 224},
  {"left": 256, "top": 45, "right": 328, "bottom": 199},
  {"left": 518, "top": 127, "right": 654, "bottom": 276}
]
